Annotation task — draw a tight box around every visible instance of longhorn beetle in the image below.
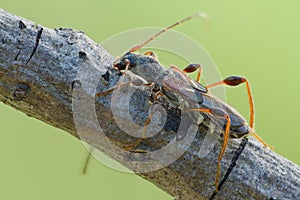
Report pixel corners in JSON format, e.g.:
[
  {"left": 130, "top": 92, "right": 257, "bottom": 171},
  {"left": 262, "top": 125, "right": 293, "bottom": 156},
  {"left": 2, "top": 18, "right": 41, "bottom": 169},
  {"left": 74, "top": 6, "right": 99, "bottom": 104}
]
[{"left": 96, "top": 12, "right": 273, "bottom": 195}]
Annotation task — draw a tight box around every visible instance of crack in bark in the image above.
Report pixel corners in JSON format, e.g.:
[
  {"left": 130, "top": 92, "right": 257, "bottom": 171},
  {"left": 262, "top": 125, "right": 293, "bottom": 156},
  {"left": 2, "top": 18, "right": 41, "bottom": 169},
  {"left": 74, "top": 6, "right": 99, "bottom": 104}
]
[
  {"left": 25, "top": 26, "right": 43, "bottom": 65},
  {"left": 14, "top": 49, "right": 21, "bottom": 60},
  {"left": 210, "top": 137, "right": 248, "bottom": 200}
]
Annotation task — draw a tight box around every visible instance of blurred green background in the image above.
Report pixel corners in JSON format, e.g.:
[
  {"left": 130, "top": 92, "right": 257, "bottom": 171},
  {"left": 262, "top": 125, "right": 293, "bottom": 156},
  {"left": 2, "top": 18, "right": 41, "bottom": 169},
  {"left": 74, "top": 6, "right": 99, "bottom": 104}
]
[{"left": 1, "top": 0, "right": 299, "bottom": 199}]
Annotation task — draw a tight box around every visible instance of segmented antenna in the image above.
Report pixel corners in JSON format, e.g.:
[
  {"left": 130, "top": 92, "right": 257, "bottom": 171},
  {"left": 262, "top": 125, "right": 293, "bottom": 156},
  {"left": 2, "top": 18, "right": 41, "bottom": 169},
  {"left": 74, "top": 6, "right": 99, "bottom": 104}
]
[{"left": 129, "top": 12, "right": 209, "bottom": 52}]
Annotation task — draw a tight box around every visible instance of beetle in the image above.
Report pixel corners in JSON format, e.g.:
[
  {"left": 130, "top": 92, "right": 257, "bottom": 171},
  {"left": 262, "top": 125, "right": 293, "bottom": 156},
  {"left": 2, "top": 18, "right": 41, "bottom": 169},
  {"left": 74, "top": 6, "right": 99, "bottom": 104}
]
[{"left": 96, "top": 12, "right": 272, "bottom": 193}]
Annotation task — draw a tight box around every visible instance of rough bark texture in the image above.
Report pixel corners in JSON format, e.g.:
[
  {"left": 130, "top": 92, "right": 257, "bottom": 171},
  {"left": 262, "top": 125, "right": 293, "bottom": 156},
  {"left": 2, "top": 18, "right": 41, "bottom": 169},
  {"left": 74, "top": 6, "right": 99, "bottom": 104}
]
[{"left": 0, "top": 9, "right": 299, "bottom": 200}]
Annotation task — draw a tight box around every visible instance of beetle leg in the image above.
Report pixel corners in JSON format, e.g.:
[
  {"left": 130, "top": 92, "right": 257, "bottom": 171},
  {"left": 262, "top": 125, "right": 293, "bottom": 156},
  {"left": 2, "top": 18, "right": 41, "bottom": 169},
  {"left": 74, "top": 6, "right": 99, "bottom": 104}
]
[
  {"left": 206, "top": 76, "right": 254, "bottom": 128},
  {"left": 96, "top": 59, "right": 130, "bottom": 97},
  {"left": 251, "top": 132, "right": 274, "bottom": 150},
  {"left": 123, "top": 91, "right": 165, "bottom": 152},
  {"left": 96, "top": 59, "right": 153, "bottom": 97},
  {"left": 209, "top": 137, "right": 249, "bottom": 200},
  {"left": 123, "top": 138, "right": 144, "bottom": 152},
  {"left": 183, "top": 63, "right": 203, "bottom": 83},
  {"left": 169, "top": 64, "right": 203, "bottom": 83},
  {"left": 96, "top": 59, "right": 157, "bottom": 152},
  {"left": 206, "top": 76, "right": 273, "bottom": 150},
  {"left": 186, "top": 107, "right": 231, "bottom": 192},
  {"left": 123, "top": 103, "right": 156, "bottom": 153},
  {"left": 97, "top": 79, "right": 154, "bottom": 152},
  {"left": 96, "top": 80, "right": 154, "bottom": 152}
]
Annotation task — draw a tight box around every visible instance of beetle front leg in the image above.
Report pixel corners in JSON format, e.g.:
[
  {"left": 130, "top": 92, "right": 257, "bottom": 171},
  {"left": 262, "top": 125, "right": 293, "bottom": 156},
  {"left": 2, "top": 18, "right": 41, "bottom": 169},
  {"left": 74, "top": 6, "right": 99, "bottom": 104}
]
[{"left": 96, "top": 59, "right": 154, "bottom": 97}]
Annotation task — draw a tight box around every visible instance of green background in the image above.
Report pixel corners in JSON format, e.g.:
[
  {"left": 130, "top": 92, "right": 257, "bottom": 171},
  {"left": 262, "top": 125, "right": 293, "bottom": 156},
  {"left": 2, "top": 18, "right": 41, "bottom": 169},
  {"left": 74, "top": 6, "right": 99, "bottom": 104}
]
[{"left": 1, "top": 0, "right": 299, "bottom": 199}]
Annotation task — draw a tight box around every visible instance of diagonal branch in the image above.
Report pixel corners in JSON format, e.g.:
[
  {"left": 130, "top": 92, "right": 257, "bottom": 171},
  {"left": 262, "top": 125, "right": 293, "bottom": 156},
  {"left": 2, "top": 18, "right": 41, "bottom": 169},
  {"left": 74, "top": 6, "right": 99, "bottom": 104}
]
[{"left": 0, "top": 9, "right": 299, "bottom": 200}]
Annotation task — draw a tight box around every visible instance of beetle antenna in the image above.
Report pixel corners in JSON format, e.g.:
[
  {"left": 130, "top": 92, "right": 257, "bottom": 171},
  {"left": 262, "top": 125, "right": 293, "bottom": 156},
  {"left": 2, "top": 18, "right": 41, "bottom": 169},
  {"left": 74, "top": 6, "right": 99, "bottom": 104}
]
[{"left": 129, "top": 12, "right": 210, "bottom": 52}]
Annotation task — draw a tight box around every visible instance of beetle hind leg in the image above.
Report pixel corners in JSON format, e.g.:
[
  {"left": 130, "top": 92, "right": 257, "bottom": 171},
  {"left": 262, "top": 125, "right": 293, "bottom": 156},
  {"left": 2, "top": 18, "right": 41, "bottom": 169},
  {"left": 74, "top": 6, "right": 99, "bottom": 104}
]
[
  {"left": 206, "top": 76, "right": 273, "bottom": 149},
  {"left": 185, "top": 107, "right": 231, "bottom": 192},
  {"left": 250, "top": 132, "right": 274, "bottom": 150}
]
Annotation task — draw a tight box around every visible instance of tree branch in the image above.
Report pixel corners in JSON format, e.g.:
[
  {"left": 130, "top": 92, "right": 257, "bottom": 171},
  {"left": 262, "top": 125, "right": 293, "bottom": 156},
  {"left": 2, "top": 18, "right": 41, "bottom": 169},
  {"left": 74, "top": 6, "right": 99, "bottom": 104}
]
[{"left": 0, "top": 8, "right": 299, "bottom": 200}]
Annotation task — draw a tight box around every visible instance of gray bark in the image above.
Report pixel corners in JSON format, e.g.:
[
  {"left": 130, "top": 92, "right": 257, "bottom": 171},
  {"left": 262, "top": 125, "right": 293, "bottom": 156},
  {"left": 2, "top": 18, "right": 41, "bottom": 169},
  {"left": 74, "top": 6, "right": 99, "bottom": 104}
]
[{"left": 0, "top": 8, "right": 299, "bottom": 200}]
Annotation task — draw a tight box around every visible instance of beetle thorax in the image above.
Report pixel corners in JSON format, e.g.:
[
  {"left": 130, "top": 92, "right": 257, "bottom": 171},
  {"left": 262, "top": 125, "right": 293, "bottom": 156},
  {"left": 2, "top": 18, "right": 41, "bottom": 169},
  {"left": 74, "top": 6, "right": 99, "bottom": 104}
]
[
  {"left": 115, "top": 52, "right": 167, "bottom": 84},
  {"left": 130, "top": 62, "right": 167, "bottom": 84}
]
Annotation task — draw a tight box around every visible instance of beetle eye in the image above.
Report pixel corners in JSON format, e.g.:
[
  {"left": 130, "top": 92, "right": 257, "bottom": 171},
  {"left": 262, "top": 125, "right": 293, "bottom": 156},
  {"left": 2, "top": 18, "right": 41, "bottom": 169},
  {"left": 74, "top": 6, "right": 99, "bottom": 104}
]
[
  {"left": 113, "top": 61, "right": 125, "bottom": 70},
  {"left": 112, "top": 62, "right": 118, "bottom": 68},
  {"left": 153, "top": 83, "right": 160, "bottom": 92}
]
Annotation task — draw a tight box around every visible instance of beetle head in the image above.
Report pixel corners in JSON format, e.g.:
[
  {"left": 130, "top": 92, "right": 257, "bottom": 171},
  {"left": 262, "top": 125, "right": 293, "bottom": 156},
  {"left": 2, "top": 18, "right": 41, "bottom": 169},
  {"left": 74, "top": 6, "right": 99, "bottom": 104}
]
[{"left": 113, "top": 52, "right": 137, "bottom": 71}]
